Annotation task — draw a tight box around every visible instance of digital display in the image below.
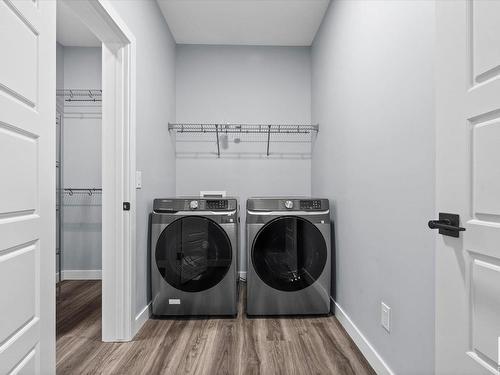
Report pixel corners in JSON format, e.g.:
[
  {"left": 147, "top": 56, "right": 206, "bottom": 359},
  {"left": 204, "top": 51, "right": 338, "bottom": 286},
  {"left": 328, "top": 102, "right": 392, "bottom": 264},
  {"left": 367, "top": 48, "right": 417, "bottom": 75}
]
[
  {"left": 206, "top": 200, "right": 228, "bottom": 209},
  {"left": 300, "top": 200, "right": 322, "bottom": 210}
]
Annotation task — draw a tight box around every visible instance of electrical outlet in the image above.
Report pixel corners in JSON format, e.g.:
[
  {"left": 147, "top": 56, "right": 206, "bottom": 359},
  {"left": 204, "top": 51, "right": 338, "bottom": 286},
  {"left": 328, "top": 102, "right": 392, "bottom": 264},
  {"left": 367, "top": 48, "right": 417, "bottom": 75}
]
[{"left": 381, "top": 302, "right": 391, "bottom": 333}]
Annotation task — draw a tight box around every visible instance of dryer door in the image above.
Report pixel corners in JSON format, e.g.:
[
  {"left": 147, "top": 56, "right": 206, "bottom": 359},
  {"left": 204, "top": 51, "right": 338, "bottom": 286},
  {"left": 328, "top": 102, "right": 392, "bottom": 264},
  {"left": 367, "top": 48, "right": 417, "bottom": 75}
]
[
  {"left": 155, "top": 216, "right": 232, "bottom": 292},
  {"left": 252, "top": 216, "right": 327, "bottom": 291}
]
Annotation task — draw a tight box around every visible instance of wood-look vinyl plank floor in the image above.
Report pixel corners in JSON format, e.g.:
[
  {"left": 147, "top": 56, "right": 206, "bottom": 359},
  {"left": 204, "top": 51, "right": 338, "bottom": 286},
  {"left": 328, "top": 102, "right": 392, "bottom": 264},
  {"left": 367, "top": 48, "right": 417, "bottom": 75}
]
[{"left": 57, "top": 280, "right": 375, "bottom": 375}]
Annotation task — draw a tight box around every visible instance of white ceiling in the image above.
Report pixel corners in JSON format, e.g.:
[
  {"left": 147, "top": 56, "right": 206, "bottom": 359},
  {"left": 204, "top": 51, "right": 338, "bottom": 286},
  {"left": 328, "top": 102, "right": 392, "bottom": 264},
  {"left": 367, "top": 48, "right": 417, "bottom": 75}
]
[
  {"left": 157, "top": 0, "right": 330, "bottom": 46},
  {"left": 56, "top": 0, "right": 101, "bottom": 47}
]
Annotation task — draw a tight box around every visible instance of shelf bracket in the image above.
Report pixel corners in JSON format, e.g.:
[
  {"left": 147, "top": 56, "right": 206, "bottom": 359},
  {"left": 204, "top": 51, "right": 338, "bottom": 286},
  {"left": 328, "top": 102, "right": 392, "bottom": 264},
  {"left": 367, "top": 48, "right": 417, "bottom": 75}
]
[
  {"left": 266, "top": 125, "right": 271, "bottom": 156},
  {"left": 215, "top": 124, "right": 220, "bottom": 158}
]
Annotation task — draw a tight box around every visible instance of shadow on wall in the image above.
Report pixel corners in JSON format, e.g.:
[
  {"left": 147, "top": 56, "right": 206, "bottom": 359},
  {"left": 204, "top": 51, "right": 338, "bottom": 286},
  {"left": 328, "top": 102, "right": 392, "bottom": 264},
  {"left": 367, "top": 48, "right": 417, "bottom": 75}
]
[
  {"left": 147, "top": 213, "right": 153, "bottom": 304},
  {"left": 175, "top": 152, "right": 312, "bottom": 160},
  {"left": 174, "top": 130, "right": 314, "bottom": 159},
  {"left": 330, "top": 217, "right": 337, "bottom": 313}
]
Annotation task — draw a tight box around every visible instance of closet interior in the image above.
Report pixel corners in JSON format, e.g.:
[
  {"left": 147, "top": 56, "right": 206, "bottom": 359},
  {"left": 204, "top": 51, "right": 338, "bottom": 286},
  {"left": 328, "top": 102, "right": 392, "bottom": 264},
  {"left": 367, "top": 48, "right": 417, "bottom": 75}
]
[{"left": 55, "top": 45, "right": 103, "bottom": 315}]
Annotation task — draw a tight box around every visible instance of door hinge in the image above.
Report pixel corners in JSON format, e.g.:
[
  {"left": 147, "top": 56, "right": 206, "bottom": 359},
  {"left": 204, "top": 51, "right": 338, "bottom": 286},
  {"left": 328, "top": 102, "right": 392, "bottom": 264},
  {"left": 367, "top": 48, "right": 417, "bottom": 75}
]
[{"left": 123, "top": 202, "right": 130, "bottom": 211}]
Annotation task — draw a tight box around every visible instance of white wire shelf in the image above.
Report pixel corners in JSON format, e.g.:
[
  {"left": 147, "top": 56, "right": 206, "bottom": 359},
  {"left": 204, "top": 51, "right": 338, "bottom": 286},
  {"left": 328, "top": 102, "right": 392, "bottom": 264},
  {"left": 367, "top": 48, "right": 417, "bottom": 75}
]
[
  {"left": 168, "top": 123, "right": 319, "bottom": 157},
  {"left": 60, "top": 188, "right": 102, "bottom": 196},
  {"left": 168, "top": 123, "right": 318, "bottom": 134},
  {"left": 56, "top": 89, "right": 102, "bottom": 103}
]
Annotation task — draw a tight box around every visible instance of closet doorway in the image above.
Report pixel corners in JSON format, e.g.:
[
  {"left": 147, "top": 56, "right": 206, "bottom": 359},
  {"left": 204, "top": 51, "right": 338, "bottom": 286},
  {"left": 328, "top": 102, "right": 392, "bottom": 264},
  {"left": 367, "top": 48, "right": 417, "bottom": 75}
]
[
  {"left": 56, "top": 40, "right": 103, "bottom": 347},
  {"left": 55, "top": 0, "right": 137, "bottom": 344}
]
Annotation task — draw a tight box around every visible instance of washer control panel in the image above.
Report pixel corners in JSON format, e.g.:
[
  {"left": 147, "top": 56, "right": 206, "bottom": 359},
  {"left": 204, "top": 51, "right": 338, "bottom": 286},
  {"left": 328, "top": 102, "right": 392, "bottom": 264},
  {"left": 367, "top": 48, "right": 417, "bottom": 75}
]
[
  {"left": 299, "top": 200, "right": 322, "bottom": 210},
  {"left": 154, "top": 198, "right": 236, "bottom": 212},
  {"left": 206, "top": 200, "right": 228, "bottom": 210}
]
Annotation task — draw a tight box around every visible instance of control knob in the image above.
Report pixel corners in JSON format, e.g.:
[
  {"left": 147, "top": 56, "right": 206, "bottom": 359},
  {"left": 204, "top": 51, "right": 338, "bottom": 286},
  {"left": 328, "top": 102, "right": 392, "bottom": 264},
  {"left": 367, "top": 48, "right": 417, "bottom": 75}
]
[
  {"left": 189, "top": 200, "right": 199, "bottom": 209},
  {"left": 285, "top": 200, "right": 294, "bottom": 209}
]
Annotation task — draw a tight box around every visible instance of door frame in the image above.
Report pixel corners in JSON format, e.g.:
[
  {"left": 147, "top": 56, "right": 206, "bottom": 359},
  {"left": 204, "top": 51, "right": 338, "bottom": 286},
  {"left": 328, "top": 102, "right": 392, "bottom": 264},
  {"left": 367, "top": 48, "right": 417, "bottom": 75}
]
[{"left": 61, "top": 0, "right": 137, "bottom": 342}]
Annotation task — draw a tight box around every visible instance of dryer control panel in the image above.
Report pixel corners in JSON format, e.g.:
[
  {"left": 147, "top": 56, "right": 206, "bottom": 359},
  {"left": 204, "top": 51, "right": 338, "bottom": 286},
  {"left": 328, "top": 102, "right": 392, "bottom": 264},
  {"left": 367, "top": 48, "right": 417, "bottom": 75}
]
[
  {"left": 299, "top": 200, "right": 322, "bottom": 210},
  {"left": 280, "top": 199, "right": 327, "bottom": 211},
  {"left": 247, "top": 198, "right": 329, "bottom": 211}
]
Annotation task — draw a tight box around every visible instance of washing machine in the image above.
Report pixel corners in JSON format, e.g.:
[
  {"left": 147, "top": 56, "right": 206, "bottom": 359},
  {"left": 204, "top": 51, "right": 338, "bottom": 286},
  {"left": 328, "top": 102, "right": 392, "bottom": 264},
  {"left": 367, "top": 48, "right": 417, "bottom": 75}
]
[
  {"left": 246, "top": 197, "right": 331, "bottom": 316},
  {"left": 151, "top": 197, "right": 239, "bottom": 316}
]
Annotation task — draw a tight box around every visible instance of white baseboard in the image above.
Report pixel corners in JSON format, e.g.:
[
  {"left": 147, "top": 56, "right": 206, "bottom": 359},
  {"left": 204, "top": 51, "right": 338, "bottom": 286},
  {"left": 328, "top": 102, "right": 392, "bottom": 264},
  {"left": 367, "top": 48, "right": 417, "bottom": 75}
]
[
  {"left": 134, "top": 303, "right": 151, "bottom": 336},
  {"left": 333, "top": 300, "right": 394, "bottom": 375},
  {"left": 57, "top": 270, "right": 102, "bottom": 280}
]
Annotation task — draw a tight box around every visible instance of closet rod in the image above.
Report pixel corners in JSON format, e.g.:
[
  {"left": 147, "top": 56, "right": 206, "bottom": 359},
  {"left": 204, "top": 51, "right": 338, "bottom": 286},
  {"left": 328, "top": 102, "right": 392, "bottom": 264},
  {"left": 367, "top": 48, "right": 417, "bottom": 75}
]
[{"left": 63, "top": 188, "right": 102, "bottom": 191}]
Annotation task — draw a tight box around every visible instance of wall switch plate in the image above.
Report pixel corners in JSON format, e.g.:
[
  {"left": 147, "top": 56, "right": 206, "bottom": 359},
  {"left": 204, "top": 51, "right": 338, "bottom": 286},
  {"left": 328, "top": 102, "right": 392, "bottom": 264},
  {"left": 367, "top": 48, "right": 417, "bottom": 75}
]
[
  {"left": 136, "top": 171, "right": 142, "bottom": 189},
  {"left": 381, "top": 302, "right": 391, "bottom": 333}
]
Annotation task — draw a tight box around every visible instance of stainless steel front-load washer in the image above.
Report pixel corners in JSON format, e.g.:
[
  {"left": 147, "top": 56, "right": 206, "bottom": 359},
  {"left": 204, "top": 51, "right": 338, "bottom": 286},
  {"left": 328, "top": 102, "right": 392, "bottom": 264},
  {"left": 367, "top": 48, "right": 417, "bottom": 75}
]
[
  {"left": 151, "top": 197, "right": 238, "bottom": 316},
  {"left": 246, "top": 197, "right": 331, "bottom": 316}
]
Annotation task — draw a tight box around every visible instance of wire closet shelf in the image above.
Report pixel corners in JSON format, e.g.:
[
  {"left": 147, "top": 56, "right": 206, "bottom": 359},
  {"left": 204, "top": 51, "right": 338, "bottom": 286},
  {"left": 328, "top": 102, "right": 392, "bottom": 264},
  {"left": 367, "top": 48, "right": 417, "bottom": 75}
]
[
  {"left": 168, "top": 123, "right": 319, "bottom": 157},
  {"left": 56, "top": 89, "right": 102, "bottom": 102},
  {"left": 61, "top": 188, "right": 102, "bottom": 196}
]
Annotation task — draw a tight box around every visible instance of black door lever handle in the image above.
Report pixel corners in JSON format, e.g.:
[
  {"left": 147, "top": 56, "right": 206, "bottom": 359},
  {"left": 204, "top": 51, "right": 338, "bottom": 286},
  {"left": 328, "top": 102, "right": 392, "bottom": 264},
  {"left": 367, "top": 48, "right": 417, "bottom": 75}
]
[
  {"left": 428, "top": 219, "right": 465, "bottom": 232},
  {"left": 428, "top": 213, "right": 465, "bottom": 238}
]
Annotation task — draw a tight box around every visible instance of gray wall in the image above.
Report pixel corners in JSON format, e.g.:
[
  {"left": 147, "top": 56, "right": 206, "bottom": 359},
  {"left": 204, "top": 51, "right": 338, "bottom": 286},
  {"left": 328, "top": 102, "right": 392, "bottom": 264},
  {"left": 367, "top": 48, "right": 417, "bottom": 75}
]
[
  {"left": 175, "top": 45, "right": 312, "bottom": 272},
  {"left": 56, "top": 43, "right": 64, "bottom": 277},
  {"left": 60, "top": 47, "right": 102, "bottom": 273},
  {"left": 56, "top": 43, "right": 64, "bottom": 91},
  {"left": 110, "top": 1, "right": 177, "bottom": 315},
  {"left": 63, "top": 47, "right": 101, "bottom": 88},
  {"left": 311, "top": 1, "right": 435, "bottom": 374}
]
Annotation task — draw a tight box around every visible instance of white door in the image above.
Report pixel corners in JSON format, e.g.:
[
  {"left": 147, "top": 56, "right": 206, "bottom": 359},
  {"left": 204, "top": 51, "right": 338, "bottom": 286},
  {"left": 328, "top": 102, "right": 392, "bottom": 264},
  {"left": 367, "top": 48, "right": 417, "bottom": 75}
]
[
  {"left": 436, "top": 0, "right": 500, "bottom": 374},
  {"left": 0, "top": 0, "right": 56, "bottom": 373}
]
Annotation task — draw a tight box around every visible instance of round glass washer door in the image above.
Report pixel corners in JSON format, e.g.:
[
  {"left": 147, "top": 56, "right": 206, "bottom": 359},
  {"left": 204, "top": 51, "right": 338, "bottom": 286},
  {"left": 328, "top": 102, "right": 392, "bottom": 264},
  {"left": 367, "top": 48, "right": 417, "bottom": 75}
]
[
  {"left": 155, "top": 216, "right": 232, "bottom": 293},
  {"left": 252, "top": 216, "right": 327, "bottom": 292}
]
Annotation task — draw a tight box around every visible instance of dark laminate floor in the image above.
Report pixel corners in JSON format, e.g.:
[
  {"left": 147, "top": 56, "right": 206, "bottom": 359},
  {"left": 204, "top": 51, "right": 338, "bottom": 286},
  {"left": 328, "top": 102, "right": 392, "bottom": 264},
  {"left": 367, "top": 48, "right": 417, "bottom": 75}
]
[{"left": 57, "top": 280, "right": 375, "bottom": 375}]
